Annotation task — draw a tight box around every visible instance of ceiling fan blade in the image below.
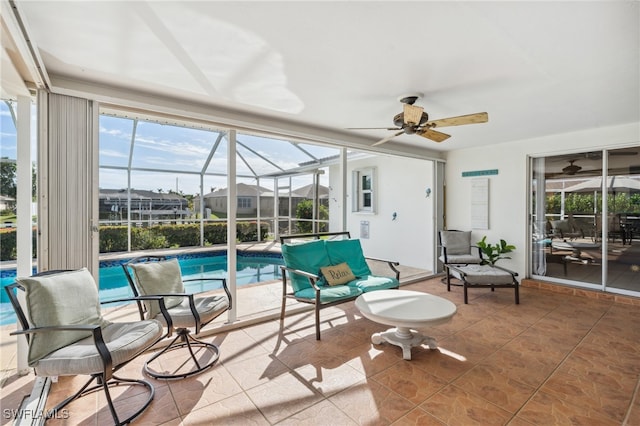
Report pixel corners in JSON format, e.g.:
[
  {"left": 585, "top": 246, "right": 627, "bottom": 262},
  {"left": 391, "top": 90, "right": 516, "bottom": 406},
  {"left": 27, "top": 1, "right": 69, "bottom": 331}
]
[
  {"left": 426, "top": 112, "right": 488, "bottom": 128},
  {"left": 403, "top": 104, "right": 424, "bottom": 125},
  {"left": 418, "top": 128, "right": 451, "bottom": 143},
  {"left": 372, "top": 130, "right": 405, "bottom": 147}
]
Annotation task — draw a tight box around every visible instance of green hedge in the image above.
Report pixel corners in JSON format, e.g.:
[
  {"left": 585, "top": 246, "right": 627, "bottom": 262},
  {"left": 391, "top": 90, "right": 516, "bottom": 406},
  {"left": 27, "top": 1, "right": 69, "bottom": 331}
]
[
  {"left": 0, "top": 227, "right": 37, "bottom": 260},
  {"left": 99, "top": 222, "right": 269, "bottom": 253},
  {"left": 0, "top": 222, "right": 269, "bottom": 260}
]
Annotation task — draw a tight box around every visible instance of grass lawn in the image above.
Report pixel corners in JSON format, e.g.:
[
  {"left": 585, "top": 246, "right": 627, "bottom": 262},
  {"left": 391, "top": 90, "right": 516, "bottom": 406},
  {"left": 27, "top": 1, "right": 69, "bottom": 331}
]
[{"left": 1, "top": 213, "right": 17, "bottom": 224}]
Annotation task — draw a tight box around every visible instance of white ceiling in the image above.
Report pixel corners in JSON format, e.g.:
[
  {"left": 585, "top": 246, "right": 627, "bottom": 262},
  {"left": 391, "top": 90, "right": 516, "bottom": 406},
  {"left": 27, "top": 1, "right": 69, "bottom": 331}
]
[{"left": 9, "top": 1, "right": 640, "bottom": 153}]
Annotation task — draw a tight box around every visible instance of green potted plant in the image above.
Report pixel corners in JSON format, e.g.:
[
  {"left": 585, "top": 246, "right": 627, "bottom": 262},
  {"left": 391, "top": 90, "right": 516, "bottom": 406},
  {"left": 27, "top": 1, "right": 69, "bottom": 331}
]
[{"left": 477, "top": 236, "right": 516, "bottom": 266}]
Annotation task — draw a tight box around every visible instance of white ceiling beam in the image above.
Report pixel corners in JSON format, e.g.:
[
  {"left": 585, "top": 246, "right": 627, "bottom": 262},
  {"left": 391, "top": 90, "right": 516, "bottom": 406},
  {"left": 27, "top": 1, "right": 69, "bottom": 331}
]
[{"left": 2, "top": 0, "right": 50, "bottom": 90}]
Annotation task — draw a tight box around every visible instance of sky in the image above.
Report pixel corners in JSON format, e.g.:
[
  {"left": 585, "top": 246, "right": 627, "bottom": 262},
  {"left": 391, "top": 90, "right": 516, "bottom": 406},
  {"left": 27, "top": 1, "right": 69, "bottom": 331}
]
[
  {"left": 0, "top": 101, "right": 18, "bottom": 160},
  {"left": 98, "top": 115, "right": 335, "bottom": 195},
  {"left": 0, "top": 101, "right": 334, "bottom": 197}
]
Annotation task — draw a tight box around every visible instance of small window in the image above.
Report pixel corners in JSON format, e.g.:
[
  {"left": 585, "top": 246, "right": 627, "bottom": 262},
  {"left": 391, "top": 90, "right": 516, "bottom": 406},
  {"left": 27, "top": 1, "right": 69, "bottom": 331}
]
[
  {"left": 352, "top": 167, "right": 376, "bottom": 213},
  {"left": 238, "top": 197, "right": 252, "bottom": 209}
]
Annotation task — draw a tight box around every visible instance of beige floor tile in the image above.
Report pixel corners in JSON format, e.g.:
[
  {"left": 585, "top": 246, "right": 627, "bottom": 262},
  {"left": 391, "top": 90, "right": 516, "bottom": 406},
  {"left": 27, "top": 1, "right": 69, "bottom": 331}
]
[
  {"left": 372, "top": 361, "right": 448, "bottom": 404},
  {"left": 540, "top": 370, "right": 632, "bottom": 422},
  {"left": 245, "top": 371, "right": 323, "bottom": 424},
  {"left": 515, "top": 390, "right": 621, "bottom": 426},
  {"left": 180, "top": 392, "right": 269, "bottom": 425},
  {"left": 276, "top": 399, "right": 358, "bottom": 426},
  {"left": 329, "top": 380, "right": 416, "bottom": 425},
  {"left": 420, "top": 384, "right": 512, "bottom": 425},
  {"left": 452, "top": 364, "right": 536, "bottom": 413},
  {"left": 167, "top": 364, "right": 243, "bottom": 415},
  {"left": 2, "top": 276, "right": 639, "bottom": 425},
  {"left": 392, "top": 407, "right": 448, "bottom": 426}
]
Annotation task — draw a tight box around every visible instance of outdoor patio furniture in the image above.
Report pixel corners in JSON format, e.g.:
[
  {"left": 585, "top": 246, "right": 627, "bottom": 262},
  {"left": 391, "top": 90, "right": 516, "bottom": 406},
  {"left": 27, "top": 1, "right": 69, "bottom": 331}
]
[
  {"left": 446, "top": 264, "right": 520, "bottom": 304},
  {"left": 122, "top": 256, "right": 231, "bottom": 379},
  {"left": 438, "top": 230, "right": 483, "bottom": 284},
  {"left": 550, "top": 215, "right": 584, "bottom": 241},
  {"left": 279, "top": 232, "right": 400, "bottom": 340},
  {"left": 5, "top": 268, "right": 165, "bottom": 425},
  {"left": 355, "top": 289, "right": 456, "bottom": 360},
  {"left": 551, "top": 241, "right": 601, "bottom": 264}
]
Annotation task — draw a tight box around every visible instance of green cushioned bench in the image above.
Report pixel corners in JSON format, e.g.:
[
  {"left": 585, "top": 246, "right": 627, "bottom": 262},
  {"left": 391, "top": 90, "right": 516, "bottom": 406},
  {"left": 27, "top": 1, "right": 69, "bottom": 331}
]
[{"left": 280, "top": 232, "right": 400, "bottom": 340}]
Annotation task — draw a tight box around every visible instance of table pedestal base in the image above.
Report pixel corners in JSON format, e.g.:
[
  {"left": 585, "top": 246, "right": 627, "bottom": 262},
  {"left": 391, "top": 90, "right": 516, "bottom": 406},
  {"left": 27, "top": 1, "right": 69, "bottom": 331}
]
[{"left": 371, "top": 327, "right": 437, "bottom": 360}]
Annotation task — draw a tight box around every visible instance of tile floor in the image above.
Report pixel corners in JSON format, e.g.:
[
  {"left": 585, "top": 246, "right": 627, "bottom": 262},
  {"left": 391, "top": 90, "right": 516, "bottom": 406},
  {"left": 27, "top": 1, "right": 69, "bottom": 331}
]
[{"left": 1, "top": 277, "right": 639, "bottom": 425}]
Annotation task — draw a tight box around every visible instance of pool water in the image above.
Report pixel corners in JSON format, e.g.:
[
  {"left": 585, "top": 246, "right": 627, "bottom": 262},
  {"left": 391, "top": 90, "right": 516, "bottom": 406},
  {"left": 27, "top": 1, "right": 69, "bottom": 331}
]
[{"left": 0, "top": 251, "right": 283, "bottom": 325}]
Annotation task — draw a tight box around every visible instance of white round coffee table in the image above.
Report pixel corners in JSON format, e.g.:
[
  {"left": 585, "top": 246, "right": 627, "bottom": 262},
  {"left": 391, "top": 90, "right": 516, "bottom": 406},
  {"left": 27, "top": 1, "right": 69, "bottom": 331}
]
[{"left": 355, "top": 289, "right": 457, "bottom": 360}]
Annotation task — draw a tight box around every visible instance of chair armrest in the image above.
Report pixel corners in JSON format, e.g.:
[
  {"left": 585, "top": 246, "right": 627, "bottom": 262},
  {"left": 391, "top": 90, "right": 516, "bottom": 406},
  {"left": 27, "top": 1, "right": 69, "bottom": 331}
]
[
  {"left": 446, "top": 264, "right": 466, "bottom": 277},
  {"left": 279, "top": 266, "right": 322, "bottom": 290},
  {"left": 183, "top": 277, "right": 232, "bottom": 310},
  {"left": 127, "top": 292, "right": 211, "bottom": 335},
  {"left": 11, "top": 324, "right": 101, "bottom": 336},
  {"left": 492, "top": 264, "right": 519, "bottom": 277},
  {"left": 365, "top": 257, "right": 400, "bottom": 280},
  {"left": 102, "top": 295, "right": 173, "bottom": 334},
  {"left": 471, "top": 245, "right": 484, "bottom": 259},
  {"left": 12, "top": 324, "right": 114, "bottom": 378}
]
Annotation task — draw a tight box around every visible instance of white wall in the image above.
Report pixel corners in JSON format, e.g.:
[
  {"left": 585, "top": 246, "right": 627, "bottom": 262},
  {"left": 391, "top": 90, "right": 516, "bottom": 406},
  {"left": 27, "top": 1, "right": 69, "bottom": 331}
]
[
  {"left": 444, "top": 122, "right": 640, "bottom": 277},
  {"left": 329, "top": 155, "right": 436, "bottom": 271}
]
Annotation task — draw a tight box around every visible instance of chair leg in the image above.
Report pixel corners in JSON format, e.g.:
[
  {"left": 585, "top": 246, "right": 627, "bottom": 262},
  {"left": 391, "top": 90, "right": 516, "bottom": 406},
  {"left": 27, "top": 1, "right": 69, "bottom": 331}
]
[
  {"left": 144, "top": 328, "right": 220, "bottom": 380},
  {"left": 315, "top": 305, "right": 321, "bottom": 340},
  {"left": 280, "top": 295, "right": 287, "bottom": 320},
  {"left": 47, "top": 374, "right": 154, "bottom": 425}
]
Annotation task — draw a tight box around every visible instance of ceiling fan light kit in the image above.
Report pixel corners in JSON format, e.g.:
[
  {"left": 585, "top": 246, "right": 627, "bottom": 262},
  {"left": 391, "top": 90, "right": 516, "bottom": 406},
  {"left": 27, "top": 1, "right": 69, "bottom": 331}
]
[{"left": 356, "top": 93, "right": 489, "bottom": 146}]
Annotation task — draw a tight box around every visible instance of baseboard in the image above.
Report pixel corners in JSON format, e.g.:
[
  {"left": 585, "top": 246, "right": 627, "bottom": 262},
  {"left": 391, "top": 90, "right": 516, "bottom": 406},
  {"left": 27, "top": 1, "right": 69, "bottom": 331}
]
[{"left": 521, "top": 278, "right": 640, "bottom": 306}]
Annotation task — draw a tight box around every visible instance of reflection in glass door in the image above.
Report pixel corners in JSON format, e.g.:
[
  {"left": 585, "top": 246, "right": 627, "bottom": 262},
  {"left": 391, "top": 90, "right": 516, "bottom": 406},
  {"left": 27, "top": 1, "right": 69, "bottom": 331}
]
[
  {"left": 606, "top": 148, "right": 640, "bottom": 293},
  {"left": 530, "top": 147, "right": 640, "bottom": 295}
]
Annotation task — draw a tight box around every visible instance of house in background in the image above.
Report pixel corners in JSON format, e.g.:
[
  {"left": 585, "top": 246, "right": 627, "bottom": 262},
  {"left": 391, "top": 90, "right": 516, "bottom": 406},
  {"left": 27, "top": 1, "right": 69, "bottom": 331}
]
[
  {"left": 99, "top": 189, "right": 189, "bottom": 224},
  {"left": 0, "top": 195, "right": 15, "bottom": 212},
  {"left": 193, "top": 182, "right": 329, "bottom": 218}
]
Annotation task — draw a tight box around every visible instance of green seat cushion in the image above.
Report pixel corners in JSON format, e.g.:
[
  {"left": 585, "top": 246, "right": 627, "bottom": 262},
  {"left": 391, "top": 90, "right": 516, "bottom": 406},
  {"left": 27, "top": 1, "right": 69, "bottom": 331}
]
[
  {"left": 129, "top": 259, "right": 185, "bottom": 319},
  {"left": 347, "top": 275, "right": 399, "bottom": 292},
  {"left": 17, "top": 268, "right": 108, "bottom": 366},
  {"left": 294, "top": 285, "right": 362, "bottom": 304},
  {"left": 325, "top": 239, "right": 372, "bottom": 277},
  {"left": 281, "top": 239, "right": 331, "bottom": 292}
]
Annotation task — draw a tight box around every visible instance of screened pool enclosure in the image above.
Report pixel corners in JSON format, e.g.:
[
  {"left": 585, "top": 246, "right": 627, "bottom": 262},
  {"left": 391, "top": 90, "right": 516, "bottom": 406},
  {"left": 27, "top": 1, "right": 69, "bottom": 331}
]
[{"left": 98, "top": 109, "right": 358, "bottom": 252}]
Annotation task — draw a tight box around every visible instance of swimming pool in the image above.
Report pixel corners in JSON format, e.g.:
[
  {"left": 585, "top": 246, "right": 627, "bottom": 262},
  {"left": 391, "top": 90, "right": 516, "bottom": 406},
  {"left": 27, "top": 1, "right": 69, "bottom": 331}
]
[{"left": 0, "top": 251, "right": 284, "bottom": 325}]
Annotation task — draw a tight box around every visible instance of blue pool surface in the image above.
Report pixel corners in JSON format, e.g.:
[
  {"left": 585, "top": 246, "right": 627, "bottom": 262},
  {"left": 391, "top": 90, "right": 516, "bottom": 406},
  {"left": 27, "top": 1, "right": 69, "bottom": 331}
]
[{"left": 1, "top": 251, "right": 283, "bottom": 325}]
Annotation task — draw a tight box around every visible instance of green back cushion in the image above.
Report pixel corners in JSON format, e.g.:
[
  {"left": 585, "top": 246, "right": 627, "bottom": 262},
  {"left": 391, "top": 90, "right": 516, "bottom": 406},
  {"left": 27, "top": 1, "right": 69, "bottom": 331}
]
[
  {"left": 17, "top": 268, "right": 107, "bottom": 366},
  {"left": 281, "top": 239, "right": 330, "bottom": 292},
  {"left": 129, "top": 258, "right": 185, "bottom": 319},
  {"left": 325, "top": 239, "right": 372, "bottom": 277}
]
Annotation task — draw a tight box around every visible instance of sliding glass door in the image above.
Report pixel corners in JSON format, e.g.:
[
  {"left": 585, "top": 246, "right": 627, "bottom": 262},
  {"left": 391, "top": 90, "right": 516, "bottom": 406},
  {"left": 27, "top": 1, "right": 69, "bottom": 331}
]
[
  {"left": 530, "top": 147, "right": 640, "bottom": 295},
  {"left": 606, "top": 148, "right": 640, "bottom": 292}
]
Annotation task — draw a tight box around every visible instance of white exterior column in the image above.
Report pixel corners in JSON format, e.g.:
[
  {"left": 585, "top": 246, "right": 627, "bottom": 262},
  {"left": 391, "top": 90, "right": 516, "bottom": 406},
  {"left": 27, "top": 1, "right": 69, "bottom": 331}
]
[
  {"left": 226, "top": 130, "right": 237, "bottom": 323},
  {"left": 15, "top": 95, "right": 32, "bottom": 374}
]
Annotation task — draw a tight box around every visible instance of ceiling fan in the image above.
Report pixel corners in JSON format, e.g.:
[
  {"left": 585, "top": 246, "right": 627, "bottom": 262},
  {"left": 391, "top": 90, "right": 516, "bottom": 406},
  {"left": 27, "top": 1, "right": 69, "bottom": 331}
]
[
  {"left": 563, "top": 160, "right": 582, "bottom": 175},
  {"left": 349, "top": 94, "right": 488, "bottom": 146}
]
